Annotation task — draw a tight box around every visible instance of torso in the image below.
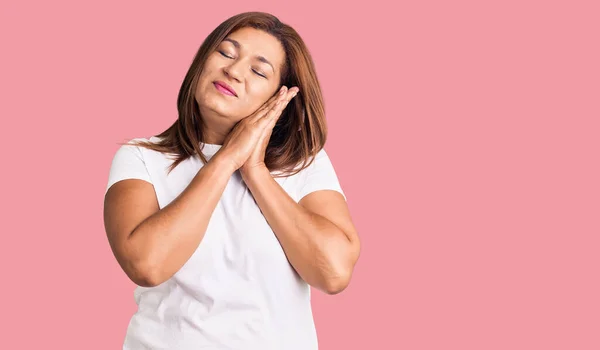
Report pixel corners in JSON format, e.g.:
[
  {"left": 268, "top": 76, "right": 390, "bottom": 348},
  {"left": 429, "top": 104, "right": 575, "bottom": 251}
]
[{"left": 123, "top": 136, "right": 318, "bottom": 350}]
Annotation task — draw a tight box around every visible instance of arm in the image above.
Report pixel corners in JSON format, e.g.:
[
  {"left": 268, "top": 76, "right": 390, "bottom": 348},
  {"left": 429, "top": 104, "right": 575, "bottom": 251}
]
[
  {"left": 240, "top": 166, "right": 360, "bottom": 294},
  {"left": 103, "top": 152, "right": 235, "bottom": 287}
]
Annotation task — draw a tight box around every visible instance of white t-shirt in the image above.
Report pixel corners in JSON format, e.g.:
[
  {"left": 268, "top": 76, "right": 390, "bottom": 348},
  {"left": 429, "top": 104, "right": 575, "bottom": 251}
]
[{"left": 105, "top": 136, "right": 346, "bottom": 350}]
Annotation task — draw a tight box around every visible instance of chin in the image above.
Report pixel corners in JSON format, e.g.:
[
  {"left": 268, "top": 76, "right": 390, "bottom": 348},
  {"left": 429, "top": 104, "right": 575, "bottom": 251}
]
[{"left": 197, "top": 96, "right": 237, "bottom": 121}]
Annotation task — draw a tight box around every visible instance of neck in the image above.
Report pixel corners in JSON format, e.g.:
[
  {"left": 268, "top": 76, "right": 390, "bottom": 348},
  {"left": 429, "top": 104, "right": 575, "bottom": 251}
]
[{"left": 198, "top": 106, "right": 235, "bottom": 145}]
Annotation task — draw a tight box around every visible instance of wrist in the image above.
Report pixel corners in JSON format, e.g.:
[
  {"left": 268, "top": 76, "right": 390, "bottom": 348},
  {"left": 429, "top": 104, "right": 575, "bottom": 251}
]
[
  {"left": 210, "top": 152, "right": 239, "bottom": 175},
  {"left": 240, "top": 163, "right": 270, "bottom": 181}
]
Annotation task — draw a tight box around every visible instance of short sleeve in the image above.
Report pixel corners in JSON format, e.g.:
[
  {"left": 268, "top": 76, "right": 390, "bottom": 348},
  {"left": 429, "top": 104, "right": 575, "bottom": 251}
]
[
  {"left": 296, "top": 148, "right": 346, "bottom": 202},
  {"left": 105, "top": 139, "right": 153, "bottom": 195}
]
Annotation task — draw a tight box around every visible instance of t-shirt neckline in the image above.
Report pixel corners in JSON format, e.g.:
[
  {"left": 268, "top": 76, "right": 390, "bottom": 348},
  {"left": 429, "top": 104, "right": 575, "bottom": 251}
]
[{"left": 199, "top": 142, "right": 223, "bottom": 154}]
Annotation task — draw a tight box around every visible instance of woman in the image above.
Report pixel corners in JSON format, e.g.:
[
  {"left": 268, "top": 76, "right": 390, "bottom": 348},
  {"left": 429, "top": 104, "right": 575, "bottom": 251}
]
[{"left": 104, "top": 11, "right": 360, "bottom": 350}]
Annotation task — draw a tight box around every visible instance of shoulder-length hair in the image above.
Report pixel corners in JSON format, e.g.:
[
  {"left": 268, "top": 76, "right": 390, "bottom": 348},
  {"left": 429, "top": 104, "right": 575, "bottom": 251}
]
[{"left": 123, "top": 11, "right": 329, "bottom": 178}]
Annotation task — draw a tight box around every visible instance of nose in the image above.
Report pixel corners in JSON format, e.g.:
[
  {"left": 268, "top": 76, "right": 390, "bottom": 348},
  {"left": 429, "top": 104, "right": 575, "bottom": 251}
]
[{"left": 222, "top": 59, "right": 244, "bottom": 82}]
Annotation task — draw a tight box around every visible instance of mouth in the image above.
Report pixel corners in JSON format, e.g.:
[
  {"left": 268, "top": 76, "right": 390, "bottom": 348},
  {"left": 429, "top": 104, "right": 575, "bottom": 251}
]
[{"left": 213, "top": 81, "right": 237, "bottom": 97}]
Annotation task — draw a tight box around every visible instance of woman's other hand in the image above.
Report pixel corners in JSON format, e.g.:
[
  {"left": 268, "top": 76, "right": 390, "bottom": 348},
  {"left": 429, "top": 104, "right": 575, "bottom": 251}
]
[
  {"left": 216, "top": 85, "right": 298, "bottom": 172},
  {"left": 241, "top": 86, "right": 299, "bottom": 174}
]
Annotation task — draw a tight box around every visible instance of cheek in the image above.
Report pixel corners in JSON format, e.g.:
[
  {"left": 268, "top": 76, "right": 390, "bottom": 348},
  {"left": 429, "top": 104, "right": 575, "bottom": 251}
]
[
  {"left": 196, "top": 68, "right": 219, "bottom": 104},
  {"left": 246, "top": 85, "right": 276, "bottom": 109},
  {"left": 199, "top": 67, "right": 215, "bottom": 88},
  {"left": 198, "top": 58, "right": 219, "bottom": 89}
]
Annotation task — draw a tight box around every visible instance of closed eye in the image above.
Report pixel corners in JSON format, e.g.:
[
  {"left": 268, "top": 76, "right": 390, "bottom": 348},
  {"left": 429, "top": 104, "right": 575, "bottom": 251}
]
[
  {"left": 219, "top": 51, "right": 233, "bottom": 59},
  {"left": 252, "top": 70, "right": 266, "bottom": 78},
  {"left": 219, "top": 51, "right": 267, "bottom": 79}
]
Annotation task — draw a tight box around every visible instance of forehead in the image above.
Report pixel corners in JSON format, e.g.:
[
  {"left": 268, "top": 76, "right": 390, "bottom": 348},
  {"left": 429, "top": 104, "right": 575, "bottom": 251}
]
[{"left": 224, "top": 27, "right": 285, "bottom": 67}]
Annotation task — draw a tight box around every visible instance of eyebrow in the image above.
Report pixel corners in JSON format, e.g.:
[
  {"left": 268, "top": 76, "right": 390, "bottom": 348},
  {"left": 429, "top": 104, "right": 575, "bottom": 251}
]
[{"left": 222, "top": 38, "right": 275, "bottom": 73}]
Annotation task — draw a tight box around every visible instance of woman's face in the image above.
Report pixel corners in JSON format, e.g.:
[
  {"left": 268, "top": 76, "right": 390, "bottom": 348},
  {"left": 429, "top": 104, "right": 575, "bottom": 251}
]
[{"left": 195, "top": 27, "right": 286, "bottom": 124}]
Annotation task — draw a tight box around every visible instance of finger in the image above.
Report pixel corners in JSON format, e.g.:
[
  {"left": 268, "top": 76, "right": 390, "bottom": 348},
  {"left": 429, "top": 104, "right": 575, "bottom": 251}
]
[
  {"left": 267, "top": 87, "right": 298, "bottom": 120},
  {"left": 258, "top": 116, "right": 275, "bottom": 143},
  {"left": 287, "top": 87, "right": 299, "bottom": 97},
  {"left": 257, "top": 102, "right": 288, "bottom": 136},
  {"left": 255, "top": 105, "right": 282, "bottom": 135},
  {"left": 249, "top": 86, "right": 288, "bottom": 123},
  {"left": 286, "top": 87, "right": 299, "bottom": 102},
  {"left": 265, "top": 87, "right": 289, "bottom": 115},
  {"left": 269, "top": 94, "right": 291, "bottom": 119},
  {"left": 260, "top": 108, "right": 280, "bottom": 142},
  {"left": 247, "top": 89, "right": 284, "bottom": 124},
  {"left": 255, "top": 103, "right": 285, "bottom": 131},
  {"left": 256, "top": 88, "right": 299, "bottom": 142},
  {"left": 278, "top": 87, "right": 299, "bottom": 108},
  {"left": 259, "top": 85, "right": 295, "bottom": 118}
]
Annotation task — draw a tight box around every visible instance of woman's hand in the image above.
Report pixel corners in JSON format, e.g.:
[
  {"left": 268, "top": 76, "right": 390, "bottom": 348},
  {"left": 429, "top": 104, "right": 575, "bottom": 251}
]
[
  {"left": 216, "top": 85, "right": 298, "bottom": 172},
  {"left": 240, "top": 86, "right": 299, "bottom": 174}
]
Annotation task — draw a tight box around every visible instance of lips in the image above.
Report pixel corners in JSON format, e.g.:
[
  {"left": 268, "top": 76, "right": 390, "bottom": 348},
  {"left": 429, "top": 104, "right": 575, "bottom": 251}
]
[{"left": 213, "top": 81, "right": 237, "bottom": 97}]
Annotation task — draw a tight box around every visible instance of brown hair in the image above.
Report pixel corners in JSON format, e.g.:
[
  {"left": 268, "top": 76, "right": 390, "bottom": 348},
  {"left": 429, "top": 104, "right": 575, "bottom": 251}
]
[{"left": 121, "top": 11, "right": 329, "bottom": 178}]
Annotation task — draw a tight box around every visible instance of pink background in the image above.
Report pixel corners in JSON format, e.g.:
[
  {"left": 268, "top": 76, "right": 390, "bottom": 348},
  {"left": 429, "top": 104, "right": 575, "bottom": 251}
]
[{"left": 2, "top": 0, "right": 598, "bottom": 349}]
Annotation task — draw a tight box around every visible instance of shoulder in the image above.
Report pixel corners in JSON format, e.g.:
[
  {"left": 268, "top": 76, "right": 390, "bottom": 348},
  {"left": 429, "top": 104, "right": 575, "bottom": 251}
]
[
  {"left": 304, "top": 147, "right": 337, "bottom": 173},
  {"left": 269, "top": 147, "right": 329, "bottom": 178},
  {"left": 115, "top": 136, "right": 164, "bottom": 158},
  {"left": 295, "top": 147, "right": 346, "bottom": 202},
  {"left": 110, "top": 137, "right": 149, "bottom": 163},
  {"left": 105, "top": 137, "right": 158, "bottom": 195}
]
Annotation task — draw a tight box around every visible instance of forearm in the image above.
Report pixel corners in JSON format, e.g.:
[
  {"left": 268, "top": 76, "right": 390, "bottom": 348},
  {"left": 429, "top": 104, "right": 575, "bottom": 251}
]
[
  {"left": 128, "top": 154, "right": 235, "bottom": 285},
  {"left": 241, "top": 166, "right": 355, "bottom": 294}
]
